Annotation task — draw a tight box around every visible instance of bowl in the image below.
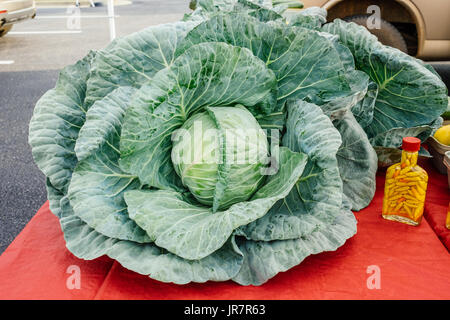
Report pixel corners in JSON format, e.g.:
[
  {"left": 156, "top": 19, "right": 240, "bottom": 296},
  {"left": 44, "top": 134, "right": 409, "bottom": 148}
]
[
  {"left": 427, "top": 135, "right": 450, "bottom": 175},
  {"left": 444, "top": 151, "right": 450, "bottom": 188}
]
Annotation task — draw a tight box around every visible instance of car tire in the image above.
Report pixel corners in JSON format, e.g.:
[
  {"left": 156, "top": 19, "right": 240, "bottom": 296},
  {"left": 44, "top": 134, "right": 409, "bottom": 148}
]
[
  {"left": 0, "top": 24, "right": 12, "bottom": 37},
  {"left": 344, "top": 15, "right": 408, "bottom": 54}
]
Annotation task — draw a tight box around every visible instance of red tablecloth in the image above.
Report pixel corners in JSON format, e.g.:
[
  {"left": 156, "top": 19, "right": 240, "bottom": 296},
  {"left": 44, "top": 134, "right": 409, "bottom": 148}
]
[
  {"left": 0, "top": 165, "right": 449, "bottom": 300},
  {"left": 423, "top": 160, "right": 450, "bottom": 251}
]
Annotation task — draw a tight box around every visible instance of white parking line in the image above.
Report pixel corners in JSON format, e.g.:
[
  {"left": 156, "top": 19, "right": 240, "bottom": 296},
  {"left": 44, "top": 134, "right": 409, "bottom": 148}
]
[
  {"left": 9, "top": 31, "right": 82, "bottom": 35},
  {"left": 36, "top": 15, "right": 120, "bottom": 19},
  {"left": 0, "top": 60, "right": 14, "bottom": 65}
]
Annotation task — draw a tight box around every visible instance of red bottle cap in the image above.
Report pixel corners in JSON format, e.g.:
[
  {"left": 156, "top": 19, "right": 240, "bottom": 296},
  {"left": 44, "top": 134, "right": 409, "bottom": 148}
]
[{"left": 402, "top": 137, "right": 421, "bottom": 152}]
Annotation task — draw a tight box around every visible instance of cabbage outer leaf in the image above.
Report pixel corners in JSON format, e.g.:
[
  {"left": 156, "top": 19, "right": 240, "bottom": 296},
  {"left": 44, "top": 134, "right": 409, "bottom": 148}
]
[
  {"left": 370, "top": 118, "right": 443, "bottom": 166},
  {"left": 84, "top": 21, "right": 198, "bottom": 108},
  {"left": 323, "top": 19, "right": 448, "bottom": 139},
  {"left": 286, "top": 6, "right": 327, "bottom": 30},
  {"left": 237, "top": 100, "right": 343, "bottom": 241},
  {"left": 57, "top": 196, "right": 244, "bottom": 284},
  {"left": 332, "top": 110, "right": 377, "bottom": 211},
  {"left": 124, "top": 147, "right": 307, "bottom": 260},
  {"left": 29, "top": 52, "right": 95, "bottom": 194},
  {"left": 68, "top": 87, "right": 151, "bottom": 243},
  {"left": 232, "top": 204, "right": 357, "bottom": 286},
  {"left": 179, "top": 12, "right": 362, "bottom": 108},
  {"left": 45, "top": 178, "right": 64, "bottom": 218}
]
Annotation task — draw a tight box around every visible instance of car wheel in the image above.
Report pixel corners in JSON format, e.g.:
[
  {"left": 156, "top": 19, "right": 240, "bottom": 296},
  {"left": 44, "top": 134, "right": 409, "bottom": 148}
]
[
  {"left": 344, "top": 15, "right": 408, "bottom": 54},
  {"left": 0, "top": 24, "right": 12, "bottom": 37}
]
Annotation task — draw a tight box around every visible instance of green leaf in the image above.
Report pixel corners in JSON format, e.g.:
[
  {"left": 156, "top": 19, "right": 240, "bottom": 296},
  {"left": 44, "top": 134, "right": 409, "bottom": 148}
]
[
  {"left": 179, "top": 13, "right": 362, "bottom": 107},
  {"left": 187, "top": 0, "right": 282, "bottom": 23},
  {"left": 45, "top": 178, "right": 64, "bottom": 218},
  {"left": 196, "top": 0, "right": 237, "bottom": 11},
  {"left": 119, "top": 42, "right": 277, "bottom": 189},
  {"left": 29, "top": 51, "right": 95, "bottom": 194},
  {"left": 237, "top": 100, "right": 343, "bottom": 241},
  {"left": 272, "top": 0, "right": 303, "bottom": 10},
  {"left": 58, "top": 196, "right": 244, "bottom": 284},
  {"left": 286, "top": 6, "right": 326, "bottom": 30},
  {"left": 84, "top": 21, "right": 198, "bottom": 108},
  {"left": 333, "top": 110, "right": 377, "bottom": 211},
  {"left": 197, "top": 0, "right": 274, "bottom": 11},
  {"left": 371, "top": 118, "right": 443, "bottom": 166},
  {"left": 351, "top": 81, "right": 378, "bottom": 129},
  {"left": 316, "top": 33, "right": 371, "bottom": 117},
  {"left": 124, "top": 147, "right": 307, "bottom": 260},
  {"left": 75, "top": 86, "right": 137, "bottom": 162},
  {"left": 68, "top": 87, "right": 151, "bottom": 243},
  {"left": 369, "top": 117, "right": 443, "bottom": 148},
  {"left": 318, "top": 69, "right": 369, "bottom": 118},
  {"left": 232, "top": 203, "right": 357, "bottom": 286},
  {"left": 323, "top": 19, "right": 448, "bottom": 138}
]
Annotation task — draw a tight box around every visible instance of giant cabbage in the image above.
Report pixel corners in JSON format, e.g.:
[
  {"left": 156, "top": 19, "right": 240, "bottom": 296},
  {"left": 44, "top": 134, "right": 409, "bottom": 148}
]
[{"left": 28, "top": 0, "right": 447, "bottom": 285}]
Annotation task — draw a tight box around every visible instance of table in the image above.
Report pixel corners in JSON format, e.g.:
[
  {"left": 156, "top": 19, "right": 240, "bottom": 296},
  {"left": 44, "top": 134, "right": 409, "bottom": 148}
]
[{"left": 0, "top": 160, "right": 449, "bottom": 300}]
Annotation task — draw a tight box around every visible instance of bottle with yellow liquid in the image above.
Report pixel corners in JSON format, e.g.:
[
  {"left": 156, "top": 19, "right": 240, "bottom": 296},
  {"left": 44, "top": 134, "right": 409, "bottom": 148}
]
[{"left": 382, "top": 137, "right": 428, "bottom": 226}]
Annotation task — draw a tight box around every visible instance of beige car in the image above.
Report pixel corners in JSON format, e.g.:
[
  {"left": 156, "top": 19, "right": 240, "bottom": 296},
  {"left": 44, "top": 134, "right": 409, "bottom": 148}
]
[
  {"left": 0, "top": 0, "right": 36, "bottom": 37},
  {"left": 299, "top": 0, "right": 450, "bottom": 60}
]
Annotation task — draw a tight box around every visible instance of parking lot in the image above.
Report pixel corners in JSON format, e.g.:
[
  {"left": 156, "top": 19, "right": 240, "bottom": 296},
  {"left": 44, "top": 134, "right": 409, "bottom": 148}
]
[{"left": 0, "top": 0, "right": 190, "bottom": 254}]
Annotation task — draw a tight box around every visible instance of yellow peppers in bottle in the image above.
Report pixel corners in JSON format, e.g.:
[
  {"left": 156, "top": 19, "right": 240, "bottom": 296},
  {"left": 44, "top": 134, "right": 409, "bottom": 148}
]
[{"left": 382, "top": 137, "right": 428, "bottom": 226}]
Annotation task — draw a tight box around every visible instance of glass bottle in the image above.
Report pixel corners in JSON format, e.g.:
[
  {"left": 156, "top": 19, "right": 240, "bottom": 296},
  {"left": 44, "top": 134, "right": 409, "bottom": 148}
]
[{"left": 382, "top": 137, "right": 428, "bottom": 226}]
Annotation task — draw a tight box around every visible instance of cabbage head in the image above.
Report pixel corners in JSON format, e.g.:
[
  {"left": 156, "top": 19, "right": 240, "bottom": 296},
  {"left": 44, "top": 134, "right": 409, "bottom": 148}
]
[
  {"left": 28, "top": 0, "right": 447, "bottom": 285},
  {"left": 171, "top": 106, "right": 269, "bottom": 211}
]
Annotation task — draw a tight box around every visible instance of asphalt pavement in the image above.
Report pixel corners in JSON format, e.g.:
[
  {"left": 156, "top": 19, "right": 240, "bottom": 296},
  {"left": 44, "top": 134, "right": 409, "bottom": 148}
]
[
  {"left": 0, "top": 70, "right": 59, "bottom": 254},
  {"left": 0, "top": 0, "right": 190, "bottom": 72},
  {"left": 0, "top": 1, "right": 449, "bottom": 255}
]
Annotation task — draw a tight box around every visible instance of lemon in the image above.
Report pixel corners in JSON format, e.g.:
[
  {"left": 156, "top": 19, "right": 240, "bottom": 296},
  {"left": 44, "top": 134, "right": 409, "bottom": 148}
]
[{"left": 434, "top": 125, "right": 450, "bottom": 146}]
